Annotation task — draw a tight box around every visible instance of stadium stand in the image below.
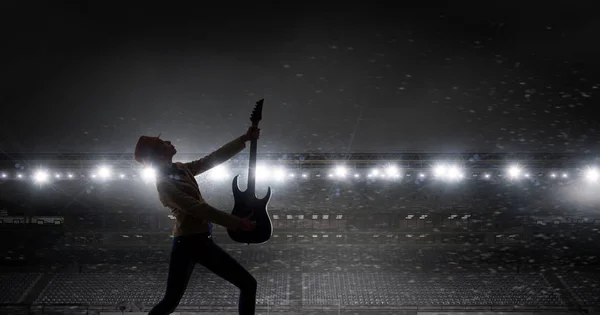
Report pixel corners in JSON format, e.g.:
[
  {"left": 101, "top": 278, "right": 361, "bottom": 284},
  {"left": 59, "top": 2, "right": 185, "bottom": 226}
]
[
  {"left": 0, "top": 273, "right": 41, "bottom": 304},
  {"left": 557, "top": 272, "right": 600, "bottom": 306},
  {"left": 34, "top": 272, "right": 289, "bottom": 307}
]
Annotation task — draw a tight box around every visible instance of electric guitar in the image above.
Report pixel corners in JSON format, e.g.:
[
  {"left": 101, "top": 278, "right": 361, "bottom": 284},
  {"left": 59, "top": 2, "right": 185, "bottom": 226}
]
[{"left": 227, "top": 99, "right": 273, "bottom": 244}]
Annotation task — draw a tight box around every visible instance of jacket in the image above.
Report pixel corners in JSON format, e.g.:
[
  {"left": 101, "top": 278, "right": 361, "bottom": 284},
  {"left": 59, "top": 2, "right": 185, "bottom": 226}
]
[{"left": 155, "top": 136, "right": 246, "bottom": 237}]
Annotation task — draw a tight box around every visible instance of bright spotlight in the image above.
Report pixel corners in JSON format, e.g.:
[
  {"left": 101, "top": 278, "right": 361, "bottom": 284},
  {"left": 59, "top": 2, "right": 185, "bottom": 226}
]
[
  {"left": 447, "top": 166, "right": 461, "bottom": 180},
  {"left": 484, "top": 173, "right": 491, "bottom": 179},
  {"left": 1, "top": 173, "right": 6, "bottom": 178},
  {"left": 433, "top": 165, "right": 446, "bottom": 177},
  {"left": 508, "top": 165, "right": 522, "bottom": 179},
  {"left": 585, "top": 168, "right": 599, "bottom": 182},
  {"left": 141, "top": 167, "right": 156, "bottom": 181},
  {"left": 67, "top": 173, "right": 73, "bottom": 178},
  {"left": 302, "top": 173, "right": 308, "bottom": 178},
  {"left": 334, "top": 166, "right": 347, "bottom": 178},
  {"left": 419, "top": 173, "right": 425, "bottom": 178},
  {"left": 209, "top": 165, "right": 229, "bottom": 181},
  {"left": 97, "top": 166, "right": 112, "bottom": 179},
  {"left": 33, "top": 170, "right": 49, "bottom": 183},
  {"left": 273, "top": 167, "right": 286, "bottom": 181},
  {"left": 119, "top": 174, "right": 125, "bottom": 179},
  {"left": 551, "top": 173, "right": 557, "bottom": 178},
  {"left": 562, "top": 173, "right": 568, "bottom": 178},
  {"left": 55, "top": 174, "right": 61, "bottom": 178},
  {"left": 255, "top": 165, "right": 270, "bottom": 181},
  {"left": 433, "top": 164, "right": 463, "bottom": 181},
  {"left": 385, "top": 165, "right": 400, "bottom": 178},
  {"left": 354, "top": 173, "right": 360, "bottom": 178},
  {"left": 370, "top": 169, "right": 379, "bottom": 177},
  {"left": 17, "top": 174, "right": 23, "bottom": 179}
]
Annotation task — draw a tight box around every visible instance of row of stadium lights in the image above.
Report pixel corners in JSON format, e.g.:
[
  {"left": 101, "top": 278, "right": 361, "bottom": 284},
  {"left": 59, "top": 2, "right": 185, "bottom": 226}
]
[
  {"left": 270, "top": 214, "right": 469, "bottom": 220},
  {"left": 117, "top": 233, "right": 428, "bottom": 239},
  {"left": 1, "top": 164, "right": 599, "bottom": 184}
]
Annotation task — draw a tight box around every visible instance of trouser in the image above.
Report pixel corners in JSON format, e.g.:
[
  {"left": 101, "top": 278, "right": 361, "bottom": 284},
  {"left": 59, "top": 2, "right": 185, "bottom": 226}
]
[{"left": 148, "top": 233, "right": 257, "bottom": 315}]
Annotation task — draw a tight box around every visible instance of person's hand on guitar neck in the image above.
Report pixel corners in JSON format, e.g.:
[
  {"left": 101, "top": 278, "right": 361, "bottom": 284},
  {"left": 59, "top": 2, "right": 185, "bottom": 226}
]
[
  {"left": 237, "top": 213, "right": 256, "bottom": 231},
  {"left": 241, "top": 126, "right": 261, "bottom": 143}
]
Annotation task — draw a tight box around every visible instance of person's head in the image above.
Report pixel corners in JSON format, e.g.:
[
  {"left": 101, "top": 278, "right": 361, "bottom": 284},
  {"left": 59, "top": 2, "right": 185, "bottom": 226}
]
[{"left": 134, "top": 136, "right": 177, "bottom": 167}]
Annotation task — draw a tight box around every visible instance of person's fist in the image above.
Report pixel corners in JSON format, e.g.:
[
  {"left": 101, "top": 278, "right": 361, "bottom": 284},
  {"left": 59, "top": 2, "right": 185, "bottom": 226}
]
[
  {"left": 243, "top": 126, "right": 260, "bottom": 142},
  {"left": 237, "top": 212, "right": 256, "bottom": 231}
]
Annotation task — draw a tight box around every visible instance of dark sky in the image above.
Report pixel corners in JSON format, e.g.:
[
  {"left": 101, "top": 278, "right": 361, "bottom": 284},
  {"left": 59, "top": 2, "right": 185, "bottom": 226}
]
[{"left": 1, "top": 1, "right": 599, "bottom": 154}]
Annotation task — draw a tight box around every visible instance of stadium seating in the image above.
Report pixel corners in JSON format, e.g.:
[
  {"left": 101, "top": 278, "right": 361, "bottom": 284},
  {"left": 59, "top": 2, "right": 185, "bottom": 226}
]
[
  {"left": 25, "top": 271, "right": 565, "bottom": 307},
  {"left": 302, "top": 272, "right": 564, "bottom": 306},
  {"left": 0, "top": 273, "right": 41, "bottom": 303},
  {"left": 35, "top": 272, "right": 289, "bottom": 306},
  {"left": 557, "top": 272, "right": 600, "bottom": 306}
]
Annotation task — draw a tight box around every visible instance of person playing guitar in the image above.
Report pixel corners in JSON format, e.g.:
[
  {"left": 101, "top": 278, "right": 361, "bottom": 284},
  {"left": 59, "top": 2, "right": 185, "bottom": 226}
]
[{"left": 133, "top": 126, "right": 260, "bottom": 315}]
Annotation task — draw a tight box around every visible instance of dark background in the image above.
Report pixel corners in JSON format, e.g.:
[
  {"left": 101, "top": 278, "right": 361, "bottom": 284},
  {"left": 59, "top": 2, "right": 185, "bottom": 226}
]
[{"left": 1, "top": 0, "right": 599, "bottom": 154}]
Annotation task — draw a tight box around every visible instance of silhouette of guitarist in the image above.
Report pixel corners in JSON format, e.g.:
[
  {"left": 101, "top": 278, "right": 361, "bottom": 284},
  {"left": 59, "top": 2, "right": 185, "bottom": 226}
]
[{"left": 133, "top": 126, "right": 260, "bottom": 315}]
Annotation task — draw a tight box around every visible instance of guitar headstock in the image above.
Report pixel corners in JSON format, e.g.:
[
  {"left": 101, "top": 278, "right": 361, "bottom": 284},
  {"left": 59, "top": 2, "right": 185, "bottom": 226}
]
[{"left": 250, "top": 99, "right": 264, "bottom": 125}]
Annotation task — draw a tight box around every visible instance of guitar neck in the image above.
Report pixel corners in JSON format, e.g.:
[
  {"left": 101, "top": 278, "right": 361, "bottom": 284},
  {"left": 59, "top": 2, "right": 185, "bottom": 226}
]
[{"left": 247, "top": 128, "right": 258, "bottom": 196}]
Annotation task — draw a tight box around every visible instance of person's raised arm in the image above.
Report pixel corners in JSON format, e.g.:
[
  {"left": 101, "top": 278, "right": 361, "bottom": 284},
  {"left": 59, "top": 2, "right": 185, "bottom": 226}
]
[{"left": 183, "top": 136, "right": 246, "bottom": 176}]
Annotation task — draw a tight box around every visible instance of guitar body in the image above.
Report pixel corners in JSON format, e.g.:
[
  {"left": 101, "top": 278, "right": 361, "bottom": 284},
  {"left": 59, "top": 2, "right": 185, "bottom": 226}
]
[
  {"left": 227, "top": 175, "right": 273, "bottom": 244},
  {"left": 227, "top": 99, "right": 273, "bottom": 244}
]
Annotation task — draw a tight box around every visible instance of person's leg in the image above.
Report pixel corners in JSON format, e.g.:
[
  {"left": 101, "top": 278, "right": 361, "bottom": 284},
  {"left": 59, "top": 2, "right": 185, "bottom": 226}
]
[
  {"left": 196, "top": 239, "right": 257, "bottom": 315},
  {"left": 148, "top": 238, "right": 196, "bottom": 315}
]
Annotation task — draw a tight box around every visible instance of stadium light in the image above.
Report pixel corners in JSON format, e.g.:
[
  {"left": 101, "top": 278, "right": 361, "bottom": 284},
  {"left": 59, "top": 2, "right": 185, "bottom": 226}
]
[
  {"left": 33, "top": 170, "right": 49, "bottom": 183},
  {"left": 256, "top": 164, "right": 270, "bottom": 181},
  {"left": 447, "top": 166, "right": 461, "bottom": 180},
  {"left": 253, "top": 165, "right": 287, "bottom": 182},
  {"left": 433, "top": 165, "right": 446, "bottom": 178},
  {"left": 433, "top": 164, "right": 463, "bottom": 181},
  {"left": 1, "top": 173, "right": 6, "bottom": 178},
  {"left": 141, "top": 167, "right": 156, "bottom": 181},
  {"left": 273, "top": 167, "right": 286, "bottom": 181},
  {"left": 17, "top": 174, "right": 23, "bottom": 179},
  {"left": 369, "top": 168, "right": 380, "bottom": 178},
  {"left": 586, "top": 167, "right": 599, "bottom": 183},
  {"left": 334, "top": 165, "right": 348, "bottom": 178},
  {"left": 67, "top": 173, "right": 74, "bottom": 178},
  {"left": 97, "top": 166, "right": 112, "bottom": 179},
  {"left": 385, "top": 165, "right": 400, "bottom": 179},
  {"left": 301, "top": 173, "right": 308, "bottom": 178},
  {"left": 55, "top": 173, "right": 61, "bottom": 178},
  {"left": 508, "top": 165, "right": 522, "bottom": 179},
  {"left": 209, "top": 165, "right": 229, "bottom": 181}
]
